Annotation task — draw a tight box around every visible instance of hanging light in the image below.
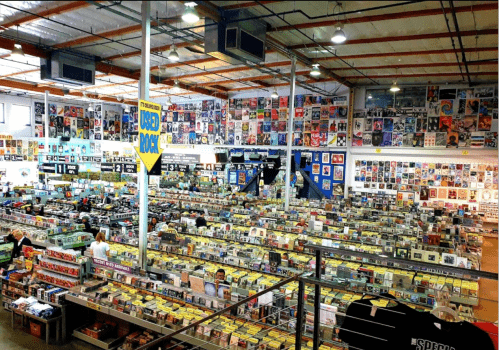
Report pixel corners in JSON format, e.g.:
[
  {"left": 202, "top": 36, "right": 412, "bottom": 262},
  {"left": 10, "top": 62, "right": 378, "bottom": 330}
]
[
  {"left": 310, "top": 64, "right": 321, "bottom": 77},
  {"left": 124, "top": 105, "right": 130, "bottom": 113},
  {"left": 182, "top": 3, "right": 199, "bottom": 23},
  {"left": 168, "top": 44, "right": 179, "bottom": 61},
  {"left": 271, "top": 87, "right": 278, "bottom": 99},
  {"left": 11, "top": 43, "right": 25, "bottom": 57},
  {"left": 331, "top": 26, "right": 347, "bottom": 44},
  {"left": 166, "top": 97, "right": 172, "bottom": 106},
  {"left": 367, "top": 93, "right": 373, "bottom": 99},
  {"left": 390, "top": 81, "right": 400, "bottom": 92},
  {"left": 87, "top": 104, "right": 94, "bottom": 112},
  {"left": 11, "top": 26, "right": 25, "bottom": 57}
]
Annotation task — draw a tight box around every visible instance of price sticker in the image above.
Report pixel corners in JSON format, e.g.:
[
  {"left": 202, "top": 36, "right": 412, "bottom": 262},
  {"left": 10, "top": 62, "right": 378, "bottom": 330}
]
[
  {"left": 462, "top": 150, "right": 469, "bottom": 155},
  {"left": 375, "top": 148, "right": 382, "bottom": 153},
  {"left": 87, "top": 302, "right": 101, "bottom": 311}
]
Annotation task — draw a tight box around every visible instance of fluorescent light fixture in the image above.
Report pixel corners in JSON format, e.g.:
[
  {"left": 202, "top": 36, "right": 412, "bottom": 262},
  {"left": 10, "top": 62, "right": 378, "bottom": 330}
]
[
  {"left": 168, "top": 44, "right": 179, "bottom": 61},
  {"left": 390, "top": 81, "right": 400, "bottom": 92},
  {"left": 11, "top": 43, "right": 24, "bottom": 57},
  {"left": 331, "top": 26, "right": 347, "bottom": 44},
  {"left": 271, "top": 87, "right": 278, "bottom": 99},
  {"left": 310, "top": 64, "right": 321, "bottom": 77},
  {"left": 182, "top": 4, "right": 199, "bottom": 23}
]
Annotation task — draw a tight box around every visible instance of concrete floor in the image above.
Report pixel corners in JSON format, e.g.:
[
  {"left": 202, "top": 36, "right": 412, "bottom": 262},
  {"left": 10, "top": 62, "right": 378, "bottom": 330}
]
[{"left": 0, "top": 308, "right": 97, "bottom": 350}]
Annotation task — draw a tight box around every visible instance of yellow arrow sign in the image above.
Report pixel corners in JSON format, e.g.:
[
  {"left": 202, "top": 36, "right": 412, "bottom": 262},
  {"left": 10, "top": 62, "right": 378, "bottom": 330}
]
[{"left": 134, "top": 99, "right": 163, "bottom": 172}]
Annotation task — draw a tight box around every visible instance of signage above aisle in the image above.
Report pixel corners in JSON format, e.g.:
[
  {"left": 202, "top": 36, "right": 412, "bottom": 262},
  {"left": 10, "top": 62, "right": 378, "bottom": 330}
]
[{"left": 134, "top": 100, "right": 163, "bottom": 172}]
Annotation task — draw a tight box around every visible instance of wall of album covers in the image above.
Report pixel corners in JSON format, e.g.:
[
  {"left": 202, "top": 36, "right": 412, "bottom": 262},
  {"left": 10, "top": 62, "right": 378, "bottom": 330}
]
[
  {"left": 352, "top": 85, "right": 498, "bottom": 148},
  {"left": 227, "top": 95, "right": 348, "bottom": 147},
  {"left": 161, "top": 99, "right": 227, "bottom": 145}
]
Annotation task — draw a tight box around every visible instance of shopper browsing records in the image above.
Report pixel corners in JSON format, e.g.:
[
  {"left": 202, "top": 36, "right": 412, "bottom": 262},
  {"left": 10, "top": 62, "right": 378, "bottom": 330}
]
[
  {"left": 90, "top": 232, "right": 110, "bottom": 261},
  {"left": 195, "top": 213, "right": 208, "bottom": 228},
  {"left": 13, "top": 231, "right": 31, "bottom": 258},
  {"left": 100, "top": 194, "right": 112, "bottom": 205},
  {"left": 148, "top": 217, "right": 158, "bottom": 232},
  {"left": 296, "top": 218, "right": 308, "bottom": 227},
  {"left": 25, "top": 205, "right": 33, "bottom": 215},
  {"left": 215, "top": 268, "right": 228, "bottom": 285},
  {"left": 35, "top": 197, "right": 44, "bottom": 216}
]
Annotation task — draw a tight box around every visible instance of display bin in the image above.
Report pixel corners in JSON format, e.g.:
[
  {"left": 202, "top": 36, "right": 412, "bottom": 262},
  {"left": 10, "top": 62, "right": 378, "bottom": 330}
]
[{"left": 30, "top": 320, "right": 43, "bottom": 339}]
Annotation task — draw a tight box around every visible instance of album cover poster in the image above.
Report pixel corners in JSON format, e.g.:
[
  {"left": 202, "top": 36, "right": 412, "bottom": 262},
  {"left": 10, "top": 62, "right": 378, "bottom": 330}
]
[
  {"left": 484, "top": 132, "right": 497, "bottom": 148},
  {"left": 278, "top": 132, "right": 287, "bottom": 145},
  {"left": 402, "top": 133, "right": 414, "bottom": 147},
  {"left": 427, "top": 101, "right": 440, "bottom": 116},
  {"left": 474, "top": 86, "right": 494, "bottom": 98},
  {"left": 440, "top": 99, "right": 454, "bottom": 116},
  {"left": 312, "top": 107, "right": 321, "bottom": 120},
  {"left": 439, "top": 89, "right": 457, "bottom": 100},
  {"left": 372, "top": 132, "right": 383, "bottom": 146},
  {"left": 435, "top": 132, "right": 447, "bottom": 147},
  {"left": 271, "top": 121, "right": 279, "bottom": 132},
  {"left": 439, "top": 116, "right": 452, "bottom": 132},
  {"left": 446, "top": 132, "right": 458, "bottom": 148},
  {"left": 383, "top": 118, "right": 393, "bottom": 132},
  {"left": 478, "top": 116, "right": 492, "bottom": 131},
  {"left": 364, "top": 118, "right": 373, "bottom": 132},
  {"left": 463, "top": 116, "right": 477, "bottom": 132},
  {"left": 457, "top": 88, "right": 474, "bottom": 99},
  {"left": 362, "top": 132, "right": 372, "bottom": 146},
  {"left": 381, "top": 132, "right": 392, "bottom": 147},
  {"left": 337, "top": 119, "right": 348, "bottom": 132},
  {"left": 427, "top": 117, "right": 439, "bottom": 132},
  {"left": 327, "top": 132, "right": 337, "bottom": 147},
  {"left": 352, "top": 132, "right": 363, "bottom": 147},
  {"left": 456, "top": 99, "right": 466, "bottom": 115},
  {"left": 271, "top": 109, "right": 279, "bottom": 120},
  {"left": 270, "top": 132, "right": 278, "bottom": 146},
  {"left": 279, "top": 96, "right": 288, "bottom": 108},
  {"left": 479, "top": 99, "right": 495, "bottom": 116},
  {"left": 392, "top": 133, "right": 403, "bottom": 147},
  {"left": 427, "top": 86, "right": 439, "bottom": 102},
  {"left": 294, "top": 132, "right": 303, "bottom": 146},
  {"left": 272, "top": 97, "right": 279, "bottom": 109},
  {"left": 35, "top": 102, "right": 44, "bottom": 115},
  {"left": 416, "top": 118, "right": 427, "bottom": 132},
  {"left": 263, "top": 110, "right": 271, "bottom": 120},
  {"left": 310, "top": 132, "right": 320, "bottom": 147},
  {"left": 353, "top": 118, "right": 364, "bottom": 133},
  {"left": 465, "top": 98, "right": 480, "bottom": 115},
  {"left": 404, "top": 117, "right": 416, "bottom": 133},
  {"left": 257, "top": 97, "right": 265, "bottom": 110},
  {"left": 295, "top": 95, "right": 304, "bottom": 108},
  {"left": 249, "top": 97, "right": 257, "bottom": 110},
  {"left": 373, "top": 118, "right": 383, "bottom": 131}
]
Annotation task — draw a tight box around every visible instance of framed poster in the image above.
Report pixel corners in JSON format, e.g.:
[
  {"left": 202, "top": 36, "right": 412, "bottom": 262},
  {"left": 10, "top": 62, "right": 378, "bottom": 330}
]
[
  {"left": 333, "top": 166, "right": 344, "bottom": 181},
  {"left": 331, "top": 153, "right": 344, "bottom": 164},
  {"left": 312, "top": 164, "right": 320, "bottom": 174},
  {"left": 322, "top": 165, "right": 331, "bottom": 176},
  {"left": 322, "top": 152, "right": 330, "bottom": 164}
]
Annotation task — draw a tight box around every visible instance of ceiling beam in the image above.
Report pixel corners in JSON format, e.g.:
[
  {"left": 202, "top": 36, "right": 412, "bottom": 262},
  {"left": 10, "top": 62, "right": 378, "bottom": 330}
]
[
  {"left": 146, "top": 57, "right": 220, "bottom": 74},
  {"left": 79, "top": 80, "right": 137, "bottom": 91},
  {"left": 0, "top": 1, "right": 92, "bottom": 30},
  {"left": 310, "top": 71, "right": 498, "bottom": 83},
  {"left": 221, "top": 1, "right": 284, "bottom": 10},
  {"left": 253, "top": 80, "right": 272, "bottom": 88},
  {"left": 0, "top": 68, "right": 39, "bottom": 78},
  {"left": 329, "top": 60, "right": 498, "bottom": 71},
  {"left": 0, "top": 79, "right": 65, "bottom": 96},
  {"left": 0, "top": 37, "right": 47, "bottom": 58},
  {"left": 104, "top": 40, "right": 203, "bottom": 61},
  {"left": 288, "top": 29, "right": 498, "bottom": 50},
  {"left": 272, "top": 2, "right": 498, "bottom": 32},
  {"left": 52, "top": 24, "right": 142, "bottom": 49},
  {"left": 314, "top": 47, "right": 498, "bottom": 62}
]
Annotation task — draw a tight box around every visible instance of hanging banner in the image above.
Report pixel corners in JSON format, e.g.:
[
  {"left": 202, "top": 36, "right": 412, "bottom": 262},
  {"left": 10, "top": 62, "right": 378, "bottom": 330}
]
[{"left": 134, "top": 99, "right": 163, "bottom": 172}]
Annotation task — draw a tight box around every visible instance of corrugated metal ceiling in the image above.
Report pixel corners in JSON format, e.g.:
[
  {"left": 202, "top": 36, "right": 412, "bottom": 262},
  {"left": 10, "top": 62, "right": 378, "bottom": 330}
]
[{"left": 0, "top": 0, "right": 496, "bottom": 103}]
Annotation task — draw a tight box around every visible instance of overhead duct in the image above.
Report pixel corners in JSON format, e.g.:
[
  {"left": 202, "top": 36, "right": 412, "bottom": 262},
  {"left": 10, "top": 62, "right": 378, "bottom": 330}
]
[
  {"left": 205, "top": 9, "right": 267, "bottom": 65},
  {"left": 41, "top": 52, "right": 95, "bottom": 86}
]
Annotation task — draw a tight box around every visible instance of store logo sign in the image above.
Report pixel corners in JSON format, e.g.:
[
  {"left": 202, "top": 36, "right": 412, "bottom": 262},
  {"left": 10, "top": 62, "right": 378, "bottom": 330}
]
[{"left": 134, "top": 99, "right": 163, "bottom": 172}]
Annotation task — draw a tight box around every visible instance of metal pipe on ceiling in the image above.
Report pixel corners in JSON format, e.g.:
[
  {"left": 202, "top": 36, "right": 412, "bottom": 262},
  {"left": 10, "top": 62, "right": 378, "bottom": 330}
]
[
  {"left": 439, "top": 1, "right": 466, "bottom": 83},
  {"left": 88, "top": 2, "right": 337, "bottom": 96},
  {"left": 448, "top": 0, "right": 472, "bottom": 86},
  {"left": 254, "top": 0, "right": 378, "bottom": 86}
]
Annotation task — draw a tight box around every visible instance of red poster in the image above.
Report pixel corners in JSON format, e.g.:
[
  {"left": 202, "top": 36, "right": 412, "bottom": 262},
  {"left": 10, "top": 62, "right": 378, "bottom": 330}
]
[
  {"left": 295, "top": 108, "right": 304, "bottom": 118},
  {"left": 311, "top": 132, "right": 320, "bottom": 147},
  {"left": 271, "top": 109, "right": 279, "bottom": 120}
]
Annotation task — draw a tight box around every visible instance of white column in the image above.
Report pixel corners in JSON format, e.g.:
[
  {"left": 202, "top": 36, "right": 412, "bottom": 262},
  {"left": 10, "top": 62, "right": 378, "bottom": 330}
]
[
  {"left": 138, "top": 0, "right": 151, "bottom": 270},
  {"left": 284, "top": 56, "right": 297, "bottom": 211}
]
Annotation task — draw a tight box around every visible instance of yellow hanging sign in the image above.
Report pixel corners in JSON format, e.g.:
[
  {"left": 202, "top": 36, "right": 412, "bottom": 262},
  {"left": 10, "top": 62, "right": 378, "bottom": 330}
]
[{"left": 134, "top": 99, "right": 163, "bottom": 172}]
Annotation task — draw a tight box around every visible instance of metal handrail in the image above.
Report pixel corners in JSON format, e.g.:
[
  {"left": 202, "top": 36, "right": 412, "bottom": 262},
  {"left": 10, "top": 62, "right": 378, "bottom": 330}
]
[{"left": 135, "top": 272, "right": 305, "bottom": 350}]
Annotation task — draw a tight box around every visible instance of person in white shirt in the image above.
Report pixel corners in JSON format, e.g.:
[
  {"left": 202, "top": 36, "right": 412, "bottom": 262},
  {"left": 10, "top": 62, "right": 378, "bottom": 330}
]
[{"left": 89, "top": 232, "right": 110, "bottom": 261}]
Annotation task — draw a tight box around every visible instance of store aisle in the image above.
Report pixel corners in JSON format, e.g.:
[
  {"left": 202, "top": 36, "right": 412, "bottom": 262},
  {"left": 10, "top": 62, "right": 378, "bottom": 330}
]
[
  {"left": 0, "top": 309, "right": 96, "bottom": 350},
  {"left": 474, "top": 236, "right": 498, "bottom": 323}
]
